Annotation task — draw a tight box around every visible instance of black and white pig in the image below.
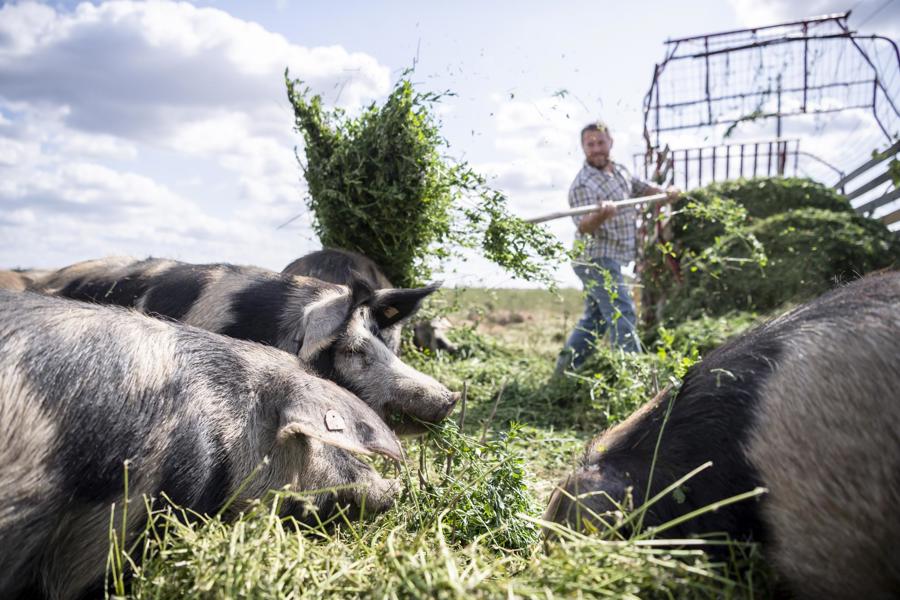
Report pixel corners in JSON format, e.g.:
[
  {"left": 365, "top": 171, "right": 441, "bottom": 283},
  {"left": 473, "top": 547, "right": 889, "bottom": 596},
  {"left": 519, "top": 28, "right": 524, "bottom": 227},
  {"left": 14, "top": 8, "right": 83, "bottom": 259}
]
[
  {"left": 32, "top": 256, "right": 457, "bottom": 435},
  {"left": 0, "top": 290, "right": 402, "bottom": 600},
  {"left": 283, "top": 249, "right": 458, "bottom": 355},
  {"left": 283, "top": 248, "right": 402, "bottom": 353},
  {"left": 544, "top": 271, "right": 900, "bottom": 600},
  {"left": 0, "top": 270, "right": 29, "bottom": 291},
  {"left": 0, "top": 268, "right": 53, "bottom": 291},
  {"left": 283, "top": 248, "right": 394, "bottom": 291}
]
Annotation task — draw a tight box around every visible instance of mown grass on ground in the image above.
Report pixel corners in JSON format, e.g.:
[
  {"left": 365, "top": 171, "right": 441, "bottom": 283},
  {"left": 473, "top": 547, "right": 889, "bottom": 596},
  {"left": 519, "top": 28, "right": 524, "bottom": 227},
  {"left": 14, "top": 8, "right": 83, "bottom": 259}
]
[
  {"left": 112, "top": 287, "right": 773, "bottom": 600},
  {"left": 112, "top": 176, "right": 899, "bottom": 597}
]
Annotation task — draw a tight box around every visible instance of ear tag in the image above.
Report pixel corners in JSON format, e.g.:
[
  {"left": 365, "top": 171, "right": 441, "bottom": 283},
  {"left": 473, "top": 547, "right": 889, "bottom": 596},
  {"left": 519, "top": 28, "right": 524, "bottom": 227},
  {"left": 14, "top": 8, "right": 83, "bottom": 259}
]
[
  {"left": 383, "top": 306, "right": 399, "bottom": 319},
  {"left": 325, "top": 410, "right": 346, "bottom": 432}
]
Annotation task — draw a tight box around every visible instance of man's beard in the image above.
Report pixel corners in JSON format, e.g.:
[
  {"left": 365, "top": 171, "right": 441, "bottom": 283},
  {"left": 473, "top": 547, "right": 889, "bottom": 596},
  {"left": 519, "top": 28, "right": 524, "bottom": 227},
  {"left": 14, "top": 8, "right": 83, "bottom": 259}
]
[{"left": 588, "top": 156, "right": 609, "bottom": 169}]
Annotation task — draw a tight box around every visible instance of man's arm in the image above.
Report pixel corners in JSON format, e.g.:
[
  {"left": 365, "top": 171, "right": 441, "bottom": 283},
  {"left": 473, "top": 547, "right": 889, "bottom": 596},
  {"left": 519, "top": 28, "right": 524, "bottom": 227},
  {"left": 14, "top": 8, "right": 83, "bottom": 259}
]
[
  {"left": 577, "top": 201, "right": 617, "bottom": 234},
  {"left": 571, "top": 182, "right": 617, "bottom": 235},
  {"left": 647, "top": 183, "right": 681, "bottom": 201},
  {"left": 569, "top": 180, "right": 616, "bottom": 235},
  {"left": 632, "top": 176, "right": 681, "bottom": 201}
]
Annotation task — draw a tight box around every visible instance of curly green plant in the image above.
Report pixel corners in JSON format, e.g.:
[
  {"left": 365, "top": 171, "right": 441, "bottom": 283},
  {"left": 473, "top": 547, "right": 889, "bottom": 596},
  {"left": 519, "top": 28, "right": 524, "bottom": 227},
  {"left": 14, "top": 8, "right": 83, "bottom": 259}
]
[
  {"left": 286, "top": 71, "right": 566, "bottom": 288},
  {"left": 641, "top": 177, "right": 900, "bottom": 327}
]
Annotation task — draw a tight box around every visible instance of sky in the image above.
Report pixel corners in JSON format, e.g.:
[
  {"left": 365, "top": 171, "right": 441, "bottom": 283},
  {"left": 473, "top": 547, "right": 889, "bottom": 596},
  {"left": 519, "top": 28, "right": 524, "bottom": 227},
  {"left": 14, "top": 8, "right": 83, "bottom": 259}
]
[{"left": 1, "top": 0, "right": 898, "bottom": 288}]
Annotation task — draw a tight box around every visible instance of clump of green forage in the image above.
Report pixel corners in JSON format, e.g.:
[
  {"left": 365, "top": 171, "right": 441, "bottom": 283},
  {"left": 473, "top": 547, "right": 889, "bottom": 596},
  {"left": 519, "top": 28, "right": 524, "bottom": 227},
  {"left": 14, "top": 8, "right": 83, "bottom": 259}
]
[
  {"left": 640, "top": 177, "right": 900, "bottom": 327},
  {"left": 286, "top": 70, "right": 567, "bottom": 288}
]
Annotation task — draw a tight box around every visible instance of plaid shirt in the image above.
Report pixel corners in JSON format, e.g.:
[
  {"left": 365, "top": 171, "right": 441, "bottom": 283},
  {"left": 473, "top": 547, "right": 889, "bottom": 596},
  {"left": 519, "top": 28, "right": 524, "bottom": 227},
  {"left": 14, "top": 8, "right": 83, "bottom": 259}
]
[{"left": 569, "top": 161, "right": 656, "bottom": 263}]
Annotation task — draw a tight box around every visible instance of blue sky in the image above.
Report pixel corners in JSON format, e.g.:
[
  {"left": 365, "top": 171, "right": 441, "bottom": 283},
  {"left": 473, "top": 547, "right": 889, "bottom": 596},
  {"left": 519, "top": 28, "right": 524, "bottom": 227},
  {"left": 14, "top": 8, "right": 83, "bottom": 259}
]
[{"left": 1, "top": 0, "right": 897, "bottom": 287}]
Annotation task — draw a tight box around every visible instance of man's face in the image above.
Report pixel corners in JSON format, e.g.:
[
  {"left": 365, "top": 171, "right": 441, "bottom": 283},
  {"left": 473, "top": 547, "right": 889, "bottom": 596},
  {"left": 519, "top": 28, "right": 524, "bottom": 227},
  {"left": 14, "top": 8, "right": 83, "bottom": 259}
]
[{"left": 582, "top": 129, "right": 613, "bottom": 170}]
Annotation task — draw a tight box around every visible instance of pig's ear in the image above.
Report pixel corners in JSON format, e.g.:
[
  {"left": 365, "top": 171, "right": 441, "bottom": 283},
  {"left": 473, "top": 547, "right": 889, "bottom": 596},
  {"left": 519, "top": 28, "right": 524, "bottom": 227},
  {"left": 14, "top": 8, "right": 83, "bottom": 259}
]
[
  {"left": 277, "top": 383, "right": 404, "bottom": 462},
  {"left": 347, "top": 273, "right": 374, "bottom": 308},
  {"left": 298, "top": 290, "right": 352, "bottom": 361},
  {"left": 369, "top": 282, "right": 442, "bottom": 329}
]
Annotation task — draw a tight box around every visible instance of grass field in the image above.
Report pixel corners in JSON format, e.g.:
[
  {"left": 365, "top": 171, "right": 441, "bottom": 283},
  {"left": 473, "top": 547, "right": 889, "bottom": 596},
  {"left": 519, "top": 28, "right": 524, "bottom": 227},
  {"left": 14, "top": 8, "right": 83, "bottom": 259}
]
[
  {"left": 98, "top": 177, "right": 899, "bottom": 598},
  {"left": 114, "top": 286, "right": 774, "bottom": 599}
]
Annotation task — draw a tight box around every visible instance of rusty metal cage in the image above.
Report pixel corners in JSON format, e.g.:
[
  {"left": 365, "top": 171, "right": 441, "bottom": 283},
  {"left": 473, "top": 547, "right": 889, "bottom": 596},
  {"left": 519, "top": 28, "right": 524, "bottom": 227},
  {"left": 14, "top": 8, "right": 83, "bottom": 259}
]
[{"left": 636, "top": 11, "right": 899, "bottom": 211}]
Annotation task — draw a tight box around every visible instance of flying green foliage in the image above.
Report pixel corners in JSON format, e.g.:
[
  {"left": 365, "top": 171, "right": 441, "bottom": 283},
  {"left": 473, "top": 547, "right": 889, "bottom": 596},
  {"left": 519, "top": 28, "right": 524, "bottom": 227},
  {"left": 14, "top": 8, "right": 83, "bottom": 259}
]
[{"left": 285, "top": 70, "right": 567, "bottom": 288}]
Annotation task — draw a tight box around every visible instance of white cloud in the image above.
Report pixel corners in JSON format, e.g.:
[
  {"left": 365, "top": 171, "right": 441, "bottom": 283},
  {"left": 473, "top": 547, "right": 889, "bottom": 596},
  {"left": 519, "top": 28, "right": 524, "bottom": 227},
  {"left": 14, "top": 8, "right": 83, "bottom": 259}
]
[
  {"left": 728, "top": 0, "right": 900, "bottom": 37},
  {"left": 477, "top": 95, "right": 582, "bottom": 234},
  {"left": 0, "top": 0, "right": 392, "bottom": 272},
  {"left": 0, "top": 1, "right": 390, "bottom": 140},
  {"left": 57, "top": 131, "right": 139, "bottom": 160},
  {"left": 0, "top": 136, "right": 39, "bottom": 166},
  {"left": 0, "top": 153, "right": 315, "bottom": 269},
  {"left": 481, "top": 93, "right": 651, "bottom": 204},
  {"left": 493, "top": 94, "right": 583, "bottom": 136},
  {"left": 483, "top": 161, "right": 572, "bottom": 196},
  {"left": 729, "top": 0, "right": 842, "bottom": 26}
]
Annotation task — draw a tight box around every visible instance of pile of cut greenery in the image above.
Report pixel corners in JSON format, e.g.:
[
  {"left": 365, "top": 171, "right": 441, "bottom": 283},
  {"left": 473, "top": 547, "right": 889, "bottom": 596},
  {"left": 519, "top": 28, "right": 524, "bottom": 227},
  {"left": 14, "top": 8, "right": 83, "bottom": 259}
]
[
  {"left": 285, "top": 71, "right": 566, "bottom": 288},
  {"left": 113, "top": 304, "right": 774, "bottom": 598},
  {"left": 640, "top": 177, "right": 900, "bottom": 329}
]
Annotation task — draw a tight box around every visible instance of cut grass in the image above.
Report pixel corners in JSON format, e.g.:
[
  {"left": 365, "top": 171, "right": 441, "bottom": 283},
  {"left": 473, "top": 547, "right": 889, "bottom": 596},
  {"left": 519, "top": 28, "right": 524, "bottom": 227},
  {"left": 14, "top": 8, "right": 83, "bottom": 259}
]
[
  {"left": 110, "top": 289, "right": 773, "bottom": 599},
  {"left": 120, "top": 497, "right": 772, "bottom": 599}
]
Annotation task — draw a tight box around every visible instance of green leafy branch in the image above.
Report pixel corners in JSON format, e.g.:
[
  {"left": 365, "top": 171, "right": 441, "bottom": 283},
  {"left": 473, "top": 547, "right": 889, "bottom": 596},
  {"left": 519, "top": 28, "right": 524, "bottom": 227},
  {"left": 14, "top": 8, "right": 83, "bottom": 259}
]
[{"left": 286, "top": 70, "right": 566, "bottom": 288}]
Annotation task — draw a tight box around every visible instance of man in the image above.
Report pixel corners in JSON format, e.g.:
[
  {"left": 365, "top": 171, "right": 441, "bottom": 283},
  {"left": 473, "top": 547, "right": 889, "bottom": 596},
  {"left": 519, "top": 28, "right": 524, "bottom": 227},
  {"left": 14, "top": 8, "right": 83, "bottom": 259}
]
[{"left": 556, "top": 121, "right": 678, "bottom": 373}]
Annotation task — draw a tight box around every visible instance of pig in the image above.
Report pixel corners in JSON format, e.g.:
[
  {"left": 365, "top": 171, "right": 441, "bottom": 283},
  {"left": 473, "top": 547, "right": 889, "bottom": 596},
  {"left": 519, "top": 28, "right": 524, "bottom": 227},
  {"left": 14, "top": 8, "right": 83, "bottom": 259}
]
[
  {"left": 544, "top": 271, "right": 900, "bottom": 600},
  {"left": 283, "top": 249, "right": 402, "bottom": 354},
  {"left": 283, "top": 249, "right": 458, "bottom": 355},
  {"left": 0, "top": 289, "right": 402, "bottom": 600},
  {"left": 32, "top": 256, "right": 457, "bottom": 435},
  {"left": 413, "top": 316, "right": 459, "bottom": 354},
  {"left": 0, "top": 268, "right": 54, "bottom": 291},
  {"left": 283, "top": 248, "right": 394, "bottom": 291},
  {"left": 0, "top": 270, "right": 29, "bottom": 291}
]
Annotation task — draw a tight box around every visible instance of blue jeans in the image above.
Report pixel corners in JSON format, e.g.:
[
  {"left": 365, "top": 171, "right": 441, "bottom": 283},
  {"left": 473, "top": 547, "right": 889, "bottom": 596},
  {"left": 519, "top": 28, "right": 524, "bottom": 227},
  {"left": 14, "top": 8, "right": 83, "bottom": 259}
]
[{"left": 556, "top": 257, "right": 641, "bottom": 372}]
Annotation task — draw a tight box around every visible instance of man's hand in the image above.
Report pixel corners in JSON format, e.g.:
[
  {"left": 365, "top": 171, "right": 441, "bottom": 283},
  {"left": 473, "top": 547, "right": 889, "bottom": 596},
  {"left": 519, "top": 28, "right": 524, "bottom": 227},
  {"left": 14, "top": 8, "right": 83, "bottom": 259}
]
[
  {"left": 597, "top": 200, "right": 617, "bottom": 221},
  {"left": 664, "top": 185, "right": 681, "bottom": 203},
  {"left": 576, "top": 200, "right": 617, "bottom": 235}
]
